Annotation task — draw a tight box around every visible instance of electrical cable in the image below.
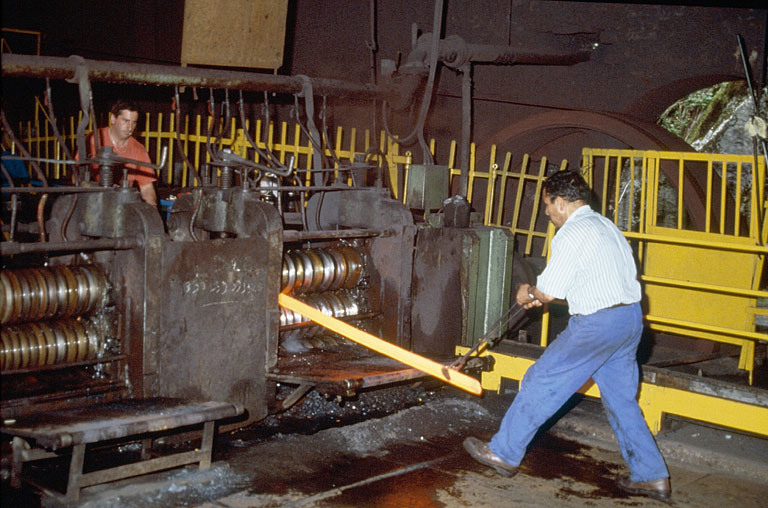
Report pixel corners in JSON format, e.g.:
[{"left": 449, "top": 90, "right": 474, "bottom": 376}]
[
  {"left": 296, "top": 75, "right": 325, "bottom": 187},
  {"left": 238, "top": 90, "right": 291, "bottom": 176},
  {"left": 292, "top": 93, "right": 329, "bottom": 179},
  {"left": 415, "top": 0, "right": 444, "bottom": 165},
  {"left": 173, "top": 86, "right": 203, "bottom": 186},
  {"left": 0, "top": 162, "right": 18, "bottom": 241},
  {"left": 189, "top": 186, "right": 203, "bottom": 242},
  {"left": 320, "top": 96, "right": 344, "bottom": 171},
  {"left": 205, "top": 88, "right": 219, "bottom": 165},
  {"left": 381, "top": 0, "right": 443, "bottom": 165},
  {"left": 44, "top": 80, "right": 74, "bottom": 163},
  {"left": 261, "top": 91, "right": 286, "bottom": 169}
]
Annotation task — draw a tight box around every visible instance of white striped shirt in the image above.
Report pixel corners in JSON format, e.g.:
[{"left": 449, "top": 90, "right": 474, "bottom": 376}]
[{"left": 536, "top": 205, "right": 641, "bottom": 315}]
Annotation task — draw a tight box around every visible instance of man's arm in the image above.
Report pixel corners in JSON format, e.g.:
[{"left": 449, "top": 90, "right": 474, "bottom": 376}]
[{"left": 139, "top": 182, "right": 158, "bottom": 206}]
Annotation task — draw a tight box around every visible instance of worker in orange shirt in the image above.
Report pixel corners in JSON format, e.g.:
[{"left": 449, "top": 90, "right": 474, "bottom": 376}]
[{"left": 85, "top": 99, "right": 157, "bottom": 205}]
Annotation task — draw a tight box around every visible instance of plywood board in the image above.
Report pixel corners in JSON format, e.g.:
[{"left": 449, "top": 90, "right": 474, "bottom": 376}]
[{"left": 181, "top": 0, "right": 288, "bottom": 70}]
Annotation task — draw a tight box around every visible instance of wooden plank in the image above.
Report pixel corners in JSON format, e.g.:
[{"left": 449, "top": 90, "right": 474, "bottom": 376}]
[{"left": 182, "top": 0, "right": 289, "bottom": 70}]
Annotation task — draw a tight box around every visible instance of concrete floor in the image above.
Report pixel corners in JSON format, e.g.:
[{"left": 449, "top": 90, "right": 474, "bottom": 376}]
[{"left": 9, "top": 385, "right": 766, "bottom": 508}]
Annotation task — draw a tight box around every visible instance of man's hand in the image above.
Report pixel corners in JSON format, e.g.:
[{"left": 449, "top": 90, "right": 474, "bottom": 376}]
[
  {"left": 516, "top": 283, "right": 557, "bottom": 309},
  {"left": 139, "top": 183, "right": 158, "bottom": 206},
  {"left": 516, "top": 283, "right": 542, "bottom": 309}
]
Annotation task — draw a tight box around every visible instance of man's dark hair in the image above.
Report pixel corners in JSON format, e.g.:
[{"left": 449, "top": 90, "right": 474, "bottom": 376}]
[
  {"left": 542, "top": 170, "right": 591, "bottom": 203},
  {"left": 110, "top": 99, "right": 139, "bottom": 117}
]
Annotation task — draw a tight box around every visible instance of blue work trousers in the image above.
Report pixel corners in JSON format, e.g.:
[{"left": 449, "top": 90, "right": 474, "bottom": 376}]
[{"left": 489, "top": 302, "right": 669, "bottom": 482}]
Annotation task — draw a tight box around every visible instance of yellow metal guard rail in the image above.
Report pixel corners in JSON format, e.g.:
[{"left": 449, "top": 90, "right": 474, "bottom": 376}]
[
  {"left": 458, "top": 149, "right": 768, "bottom": 438},
  {"left": 580, "top": 148, "right": 767, "bottom": 384},
  {"left": 8, "top": 100, "right": 556, "bottom": 255}
]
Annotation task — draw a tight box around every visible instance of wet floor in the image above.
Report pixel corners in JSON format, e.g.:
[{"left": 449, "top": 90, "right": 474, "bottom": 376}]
[{"left": 4, "top": 386, "right": 768, "bottom": 508}]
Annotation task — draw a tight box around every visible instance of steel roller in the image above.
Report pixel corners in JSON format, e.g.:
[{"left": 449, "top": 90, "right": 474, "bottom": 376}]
[
  {"left": 0, "top": 265, "right": 109, "bottom": 325},
  {"left": 281, "top": 246, "right": 363, "bottom": 294},
  {"left": 279, "top": 292, "right": 361, "bottom": 327},
  {"left": 0, "top": 317, "right": 102, "bottom": 371}
]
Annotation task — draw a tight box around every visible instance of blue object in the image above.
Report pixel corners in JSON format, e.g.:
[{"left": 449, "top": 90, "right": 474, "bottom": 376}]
[
  {"left": 1, "top": 150, "right": 29, "bottom": 186},
  {"left": 159, "top": 198, "right": 175, "bottom": 221}
]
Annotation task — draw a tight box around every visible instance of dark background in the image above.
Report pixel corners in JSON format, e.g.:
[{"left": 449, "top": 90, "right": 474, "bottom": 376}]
[{"left": 2, "top": 1, "right": 767, "bottom": 165}]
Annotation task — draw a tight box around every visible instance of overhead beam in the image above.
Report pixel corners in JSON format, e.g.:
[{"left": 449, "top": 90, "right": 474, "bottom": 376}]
[{"left": 1, "top": 54, "right": 387, "bottom": 100}]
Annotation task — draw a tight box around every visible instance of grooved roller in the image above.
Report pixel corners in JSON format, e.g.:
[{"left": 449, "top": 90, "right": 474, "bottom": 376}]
[
  {"left": 0, "top": 265, "right": 108, "bottom": 325},
  {"left": 281, "top": 246, "right": 362, "bottom": 295},
  {"left": 0, "top": 317, "right": 102, "bottom": 371}
]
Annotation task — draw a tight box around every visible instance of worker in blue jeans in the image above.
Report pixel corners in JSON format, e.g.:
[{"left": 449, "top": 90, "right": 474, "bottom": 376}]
[{"left": 464, "top": 170, "right": 671, "bottom": 502}]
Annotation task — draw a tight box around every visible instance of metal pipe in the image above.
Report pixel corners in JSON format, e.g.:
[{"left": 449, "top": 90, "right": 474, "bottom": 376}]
[
  {"left": 459, "top": 64, "right": 472, "bottom": 197},
  {"left": 1, "top": 238, "right": 142, "bottom": 256},
  {"left": 2, "top": 186, "right": 128, "bottom": 194},
  {"left": 404, "top": 34, "right": 593, "bottom": 70},
  {"left": 283, "top": 228, "right": 384, "bottom": 242},
  {"left": 462, "top": 42, "right": 592, "bottom": 66},
  {"left": 357, "top": 368, "right": 429, "bottom": 389},
  {"left": 2, "top": 54, "right": 386, "bottom": 100}
]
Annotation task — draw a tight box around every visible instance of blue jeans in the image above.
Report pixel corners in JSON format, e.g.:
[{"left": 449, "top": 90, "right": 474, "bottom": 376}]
[{"left": 489, "top": 303, "right": 669, "bottom": 482}]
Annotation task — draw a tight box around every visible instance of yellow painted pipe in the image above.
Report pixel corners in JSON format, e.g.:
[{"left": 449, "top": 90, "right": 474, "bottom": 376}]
[{"left": 279, "top": 294, "right": 482, "bottom": 396}]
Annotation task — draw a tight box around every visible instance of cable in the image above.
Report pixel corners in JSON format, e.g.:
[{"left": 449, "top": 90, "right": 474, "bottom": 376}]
[
  {"left": 238, "top": 90, "right": 291, "bottom": 176},
  {"left": 415, "top": 0, "right": 444, "bottom": 165},
  {"left": 381, "top": 0, "right": 444, "bottom": 165},
  {"left": 173, "top": 86, "right": 203, "bottom": 186},
  {"left": 205, "top": 88, "right": 219, "bottom": 165},
  {"left": 320, "top": 96, "right": 344, "bottom": 171},
  {"left": 292, "top": 91, "right": 328, "bottom": 185},
  {"left": 189, "top": 187, "right": 204, "bottom": 242},
  {"left": 0, "top": 162, "right": 18, "bottom": 241},
  {"left": 44, "top": 80, "right": 74, "bottom": 162},
  {"left": 261, "top": 91, "right": 286, "bottom": 169},
  {"left": 69, "top": 56, "right": 91, "bottom": 183}
]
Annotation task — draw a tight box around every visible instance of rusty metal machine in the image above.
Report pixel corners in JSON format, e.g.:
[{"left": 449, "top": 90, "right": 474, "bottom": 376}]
[
  {"left": 0, "top": 50, "right": 518, "bottom": 500},
  {"left": 0, "top": 151, "right": 503, "bottom": 424},
  {"left": 0, "top": 148, "right": 453, "bottom": 501},
  {"left": 1, "top": 142, "right": 519, "bottom": 427}
]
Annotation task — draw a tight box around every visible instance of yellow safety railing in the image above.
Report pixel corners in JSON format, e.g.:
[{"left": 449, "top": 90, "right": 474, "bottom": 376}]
[
  {"left": 458, "top": 148, "right": 768, "bottom": 437},
  {"left": 11, "top": 104, "right": 558, "bottom": 256},
  {"left": 1, "top": 28, "right": 41, "bottom": 55},
  {"left": 580, "top": 148, "right": 767, "bottom": 384}
]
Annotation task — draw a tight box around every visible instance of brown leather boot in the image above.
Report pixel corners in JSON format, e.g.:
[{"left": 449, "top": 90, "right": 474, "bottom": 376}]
[
  {"left": 617, "top": 475, "right": 671, "bottom": 502},
  {"left": 462, "top": 437, "right": 518, "bottom": 477}
]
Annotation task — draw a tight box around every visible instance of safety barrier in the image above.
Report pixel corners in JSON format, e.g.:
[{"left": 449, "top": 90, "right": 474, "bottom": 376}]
[
  {"left": 457, "top": 148, "right": 767, "bottom": 437},
  {"left": 457, "top": 345, "right": 768, "bottom": 437},
  {"left": 580, "top": 148, "right": 767, "bottom": 384},
  {"left": 7, "top": 98, "right": 556, "bottom": 255}
]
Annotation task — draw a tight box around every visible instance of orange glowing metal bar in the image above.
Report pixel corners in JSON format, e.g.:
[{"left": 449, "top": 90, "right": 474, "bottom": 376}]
[{"left": 279, "top": 294, "right": 482, "bottom": 396}]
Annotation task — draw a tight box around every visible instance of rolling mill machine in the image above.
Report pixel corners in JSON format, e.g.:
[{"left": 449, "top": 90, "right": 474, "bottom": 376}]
[
  {"left": 1, "top": 56, "right": 513, "bottom": 499},
  {"left": 1, "top": 139, "right": 506, "bottom": 421}
]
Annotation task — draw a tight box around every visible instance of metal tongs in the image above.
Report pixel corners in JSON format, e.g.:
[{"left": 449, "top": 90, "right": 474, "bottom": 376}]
[{"left": 450, "top": 303, "right": 528, "bottom": 371}]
